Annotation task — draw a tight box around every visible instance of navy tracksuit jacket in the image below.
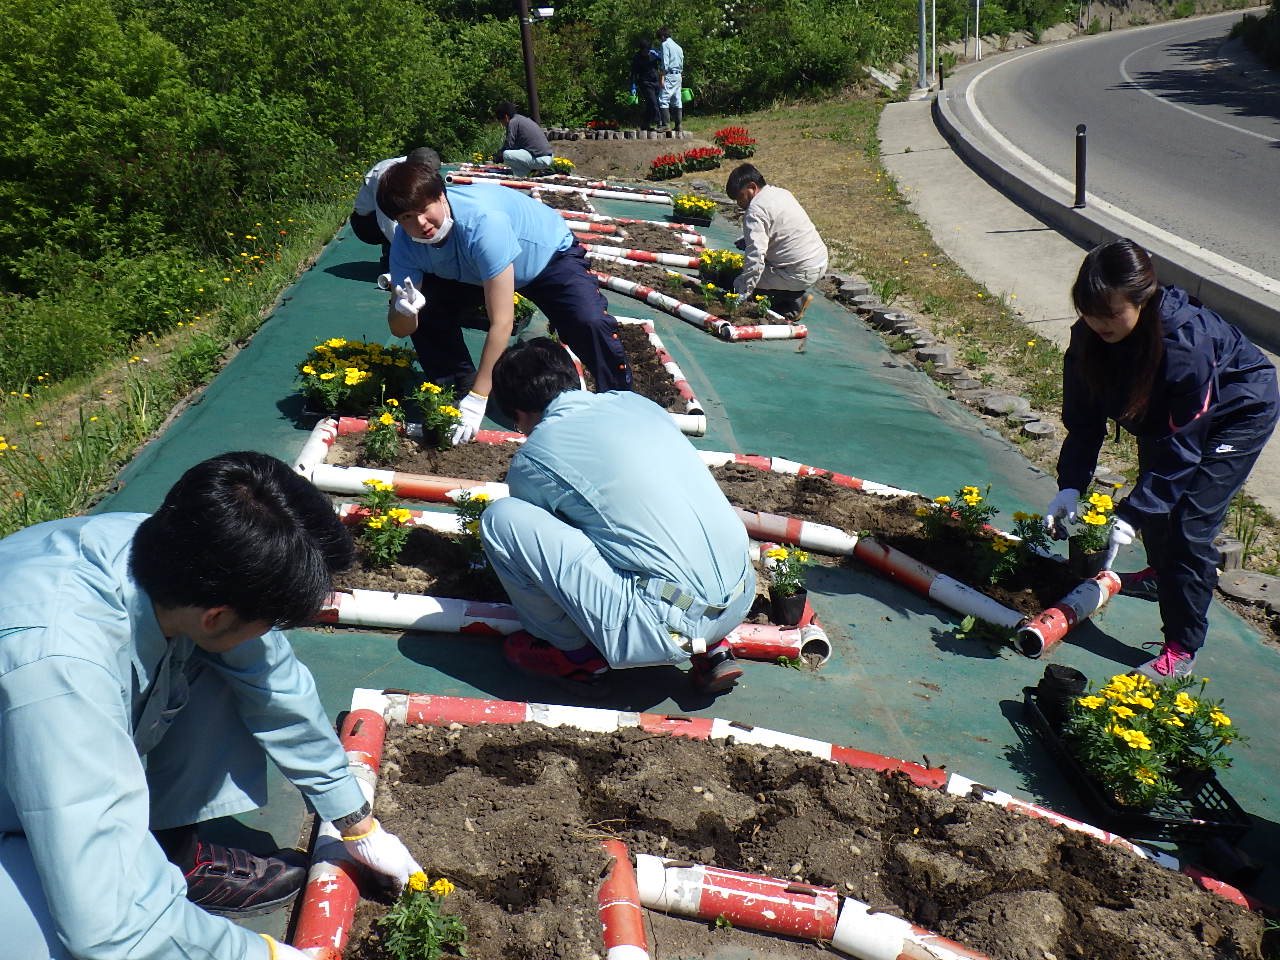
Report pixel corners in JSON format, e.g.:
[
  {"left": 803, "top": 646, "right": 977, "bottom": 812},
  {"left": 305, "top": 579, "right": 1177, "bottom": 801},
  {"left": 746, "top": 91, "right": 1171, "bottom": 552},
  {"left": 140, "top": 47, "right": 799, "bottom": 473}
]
[{"left": 1057, "top": 285, "right": 1277, "bottom": 652}]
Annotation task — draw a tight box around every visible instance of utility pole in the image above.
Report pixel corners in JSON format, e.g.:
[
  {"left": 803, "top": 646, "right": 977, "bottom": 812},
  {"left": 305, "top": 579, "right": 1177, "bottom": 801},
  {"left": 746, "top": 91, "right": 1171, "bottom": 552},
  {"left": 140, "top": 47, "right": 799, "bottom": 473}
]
[
  {"left": 976, "top": 0, "right": 983, "bottom": 62},
  {"left": 910, "top": 0, "right": 928, "bottom": 97},
  {"left": 931, "top": 0, "right": 937, "bottom": 86},
  {"left": 517, "top": 0, "right": 542, "bottom": 124}
]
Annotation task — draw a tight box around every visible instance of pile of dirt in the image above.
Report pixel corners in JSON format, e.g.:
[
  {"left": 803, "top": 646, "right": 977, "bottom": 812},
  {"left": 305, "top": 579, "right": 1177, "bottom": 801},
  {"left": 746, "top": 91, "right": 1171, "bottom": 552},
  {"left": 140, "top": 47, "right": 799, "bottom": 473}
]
[
  {"left": 335, "top": 528, "right": 507, "bottom": 600},
  {"left": 531, "top": 189, "right": 592, "bottom": 212},
  {"left": 550, "top": 137, "right": 719, "bottom": 181},
  {"left": 592, "top": 219, "right": 703, "bottom": 255},
  {"left": 592, "top": 259, "right": 771, "bottom": 324},
  {"left": 344, "top": 722, "right": 1266, "bottom": 960}
]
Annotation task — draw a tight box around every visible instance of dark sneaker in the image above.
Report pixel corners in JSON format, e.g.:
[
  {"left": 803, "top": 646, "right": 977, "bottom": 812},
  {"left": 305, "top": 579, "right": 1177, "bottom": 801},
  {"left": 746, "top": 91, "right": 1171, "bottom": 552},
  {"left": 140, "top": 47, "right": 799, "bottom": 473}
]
[
  {"left": 1135, "top": 639, "right": 1196, "bottom": 681},
  {"left": 184, "top": 842, "right": 306, "bottom": 917},
  {"left": 503, "top": 630, "right": 610, "bottom": 697},
  {"left": 1119, "top": 567, "right": 1159, "bottom": 602},
  {"left": 789, "top": 292, "right": 815, "bottom": 323},
  {"left": 690, "top": 641, "right": 744, "bottom": 694}
]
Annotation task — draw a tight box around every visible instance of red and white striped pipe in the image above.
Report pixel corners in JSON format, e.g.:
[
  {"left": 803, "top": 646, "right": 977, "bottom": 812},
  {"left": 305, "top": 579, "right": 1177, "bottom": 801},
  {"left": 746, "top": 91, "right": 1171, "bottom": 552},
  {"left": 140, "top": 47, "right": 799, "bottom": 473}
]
[
  {"left": 697, "top": 449, "right": 917, "bottom": 498},
  {"left": 598, "top": 840, "right": 650, "bottom": 960},
  {"left": 456, "top": 166, "right": 673, "bottom": 197},
  {"left": 583, "top": 243, "right": 701, "bottom": 269},
  {"left": 293, "top": 699, "right": 388, "bottom": 956},
  {"left": 318, "top": 589, "right": 524, "bottom": 635},
  {"left": 735, "top": 506, "right": 859, "bottom": 556},
  {"left": 568, "top": 220, "right": 621, "bottom": 235},
  {"left": 558, "top": 207, "right": 706, "bottom": 236},
  {"left": 634, "top": 855, "right": 992, "bottom": 960},
  {"left": 591, "top": 269, "right": 806, "bottom": 341},
  {"left": 446, "top": 173, "right": 673, "bottom": 205},
  {"left": 385, "top": 691, "right": 1264, "bottom": 911},
  {"left": 1016, "top": 570, "right": 1122, "bottom": 658},
  {"left": 615, "top": 317, "right": 704, "bottom": 416}
]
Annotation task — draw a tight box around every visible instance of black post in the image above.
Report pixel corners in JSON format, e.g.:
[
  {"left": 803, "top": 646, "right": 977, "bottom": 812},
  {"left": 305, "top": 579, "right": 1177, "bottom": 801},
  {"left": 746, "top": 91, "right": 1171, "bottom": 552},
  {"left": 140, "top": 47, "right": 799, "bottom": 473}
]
[
  {"left": 517, "top": 0, "right": 542, "bottom": 124},
  {"left": 1074, "top": 123, "right": 1087, "bottom": 209}
]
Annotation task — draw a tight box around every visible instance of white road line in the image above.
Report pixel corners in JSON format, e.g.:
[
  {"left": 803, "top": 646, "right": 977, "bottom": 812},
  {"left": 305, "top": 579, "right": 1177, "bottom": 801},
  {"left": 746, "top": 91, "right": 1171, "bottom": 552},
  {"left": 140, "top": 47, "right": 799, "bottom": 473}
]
[
  {"left": 963, "top": 34, "right": 1280, "bottom": 296},
  {"left": 1118, "top": 30, "right": 1280, "bottom": 144}
]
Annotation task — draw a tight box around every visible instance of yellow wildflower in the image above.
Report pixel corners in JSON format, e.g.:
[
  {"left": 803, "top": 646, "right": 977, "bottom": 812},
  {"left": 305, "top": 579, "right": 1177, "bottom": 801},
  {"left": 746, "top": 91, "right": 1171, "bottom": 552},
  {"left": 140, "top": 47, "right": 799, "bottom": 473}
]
[
  {"left": 319, "top": 372, "right": 337, "bottom": 381},
  {"left": 1081, "top": 510, "right": 1107, "bottom": 526},
  {"left": 301, "top": 364, "right": 316, "bottom": 375},
  {"left": 1077, "top": 695, "right": 1105, "bottom": 710},
  {"left": 324, "top": 337, "right": 347, "bottom": 348},
  {"left": 388, "top": 508, "right": 412, "bottom": 523},
  {"left": 378, "top": 412, "right": 395, "bottom": 426},
  {"left": 366, "top": 515, "right": 387, "bottom": 530},
  {"left": 440, "top": 405, "right": 461, "bottom": 418},
  {"left": 1109, "top": 704, "right": 1135, "bottom": 719},
  {"left": 386, "top": 398, "right": 399, "bottom": 407},
  {"left": 933, "top": 495, "right": 951, "bottom": 505},
  {"left": 420, "top": 381, "right": 443, "bottom": 394},
  {"left": 1210, "top": 710, "right": 1231, "bottom": 727},
  {"left": 1175, "top": 692, "right": 1197, "bottom": 714},
  {"left": 1088, "top": 492, "right": 1113, "bottom": 511},
  {"left": 764, "top": 547, "right": 788, "bottom": 560},
  {"left": 430, "top": 878, "right": 455, "bottom": 897},
  {"left": 407, "top": 871, "right": 429, "bottom": 893}
]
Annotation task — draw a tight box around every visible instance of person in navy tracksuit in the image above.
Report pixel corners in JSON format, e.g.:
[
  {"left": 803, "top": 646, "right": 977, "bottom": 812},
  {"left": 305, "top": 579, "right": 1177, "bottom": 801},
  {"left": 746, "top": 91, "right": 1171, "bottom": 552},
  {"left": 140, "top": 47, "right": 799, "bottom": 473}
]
[{"left": 1044, "top": 239, "right": 1277, "bottom": 679}]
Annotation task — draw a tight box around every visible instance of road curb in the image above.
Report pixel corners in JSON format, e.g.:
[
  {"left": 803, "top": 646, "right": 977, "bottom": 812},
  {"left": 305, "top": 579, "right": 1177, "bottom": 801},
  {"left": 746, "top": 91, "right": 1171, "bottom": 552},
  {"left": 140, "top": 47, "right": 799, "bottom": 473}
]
[{"left": 932, "top": 89, "right": 1280, "bottom": 353}]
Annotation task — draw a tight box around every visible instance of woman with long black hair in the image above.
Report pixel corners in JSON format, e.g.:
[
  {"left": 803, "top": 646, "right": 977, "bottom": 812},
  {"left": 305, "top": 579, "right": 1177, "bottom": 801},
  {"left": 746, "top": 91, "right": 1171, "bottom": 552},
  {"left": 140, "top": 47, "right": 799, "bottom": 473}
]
[{"left": 1044, "top": 239, "right": 1278, "bottom": 679}]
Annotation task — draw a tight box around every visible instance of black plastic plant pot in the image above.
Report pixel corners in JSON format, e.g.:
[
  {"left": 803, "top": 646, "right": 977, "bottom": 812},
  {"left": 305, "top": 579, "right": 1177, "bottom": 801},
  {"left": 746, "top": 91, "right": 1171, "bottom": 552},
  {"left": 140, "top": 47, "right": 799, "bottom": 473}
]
[
  {"left": 1034, "top": 664, "right": 1087, "bottom": 733},
  {"left": 1067, "top": 536, "right": 1108, "bottom": 580},
  {"left": 769, "top": 586, "right": 808, "bottom": 626},
  {"left": 670, "top": 213, "right": 712, "bottom": 227},
  {"left": 1021, "top": 687, "right": 1252, "bottom": 844}
]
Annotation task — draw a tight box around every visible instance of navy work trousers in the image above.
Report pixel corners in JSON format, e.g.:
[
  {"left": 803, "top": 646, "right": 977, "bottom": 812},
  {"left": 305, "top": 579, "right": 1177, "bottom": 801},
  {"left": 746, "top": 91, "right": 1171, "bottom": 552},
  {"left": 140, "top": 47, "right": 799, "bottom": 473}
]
[
  {"left": 409, "top": 244, "right": 631, "bottom": 392},
  {"left": 1140, "top": 397, "right": 1277, "bottom": 652}
]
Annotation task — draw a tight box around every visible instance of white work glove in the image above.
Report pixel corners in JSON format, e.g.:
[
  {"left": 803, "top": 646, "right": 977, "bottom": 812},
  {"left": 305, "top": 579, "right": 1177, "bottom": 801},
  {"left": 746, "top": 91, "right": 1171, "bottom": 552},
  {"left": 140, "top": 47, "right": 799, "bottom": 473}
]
[
  {"left": 1043, "top": 488, "right": 1080, "bottom": 540},
  {"left": 259, "top": 935, "right": 320, "bottom": 960},
  {"left": 376, "top": 272, "right": 393, "bottom": 291},
  {"left": 450, "top": 391, "right": 488, "bottom": 445},
  {"left": 342, "top": 819, "right": 423, "bottom": 891},
  {"left": 392, "top": 278, "right": 426, "bottom": 317},
  {"left": 1102, "top": 516, "right": 1137, "bottom": 571}
]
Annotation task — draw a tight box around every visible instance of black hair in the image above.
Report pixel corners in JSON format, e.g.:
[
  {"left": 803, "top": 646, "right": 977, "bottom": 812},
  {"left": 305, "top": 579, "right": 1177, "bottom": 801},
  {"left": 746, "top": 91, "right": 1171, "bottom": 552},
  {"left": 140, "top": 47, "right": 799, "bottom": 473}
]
[
  {"left": 726, "top": 163, "right": 766, "bottom": 197},
  {"left": 377, "top": 162, "right": 446, "bottom": 220},
  {"left": 130, "top": 452, "right": 353, "bottom": 628},
  {"left": 636, "top": 35, "right": 652, "bottom": 48},
  {"left": 658, "top": 26, "right": 671, "bottom": 39},
  {"left": 405, "top": 147, "right": 441, "bottom": 172},
  {"left": 493, "top": 101, "right": 519, "bottom": 121},
  {"left": 491, "top": 338, "right": 580, "bottom": 417},
  {"left": 1071, "top": 238, "right": 1163, "bottom": 421}
]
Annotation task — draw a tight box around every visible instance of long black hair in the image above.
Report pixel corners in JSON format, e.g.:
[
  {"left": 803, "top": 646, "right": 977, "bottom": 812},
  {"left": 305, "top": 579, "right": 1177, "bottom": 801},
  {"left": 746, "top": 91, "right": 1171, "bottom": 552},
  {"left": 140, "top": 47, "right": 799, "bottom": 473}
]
[{"left": 1071, "top": 238, "right": 1163, "bottom": 422}]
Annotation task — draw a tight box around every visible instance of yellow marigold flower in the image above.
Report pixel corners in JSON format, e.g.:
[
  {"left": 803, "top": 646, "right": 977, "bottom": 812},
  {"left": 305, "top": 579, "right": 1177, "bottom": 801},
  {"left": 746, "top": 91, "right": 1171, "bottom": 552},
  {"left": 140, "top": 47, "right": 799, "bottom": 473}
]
[
  {"left": 319, "top": 372, "right": 336, "bottom": 381},
  {"left": 1210, "top": 710, "right": 1231, "bottom": 727},
  {"left": 764, "top": 547, "right": 788, "bottom": 560},
  {"left": 915, "top": 507, "right": 930, "bottom": 517},
  {"left": 363, "top": 478, "right": 382, "bottom": 487},
  {"left": 407, "top": 871, "right": 429, "bottom": 892},
  {"left": 1081, "top": 510, "right": 1107, "bottom": 526},
  {"left": 1126, "top": 730, "right": 1153, "bottom": 750},
  {"left": 1109, "top": 704, "right": 1135, "bottom": 719},
  {"left": 1131, "top": 695, "right": 1155, "bottom": 709},
  {"left": 301, "top": 364, "right": 316, "bottom": 375},
  {"left": 1088, "top": 492, "right": 1113, "bottom": 511},
  {"left": 991, "top": 538, "right": 1010, "bottom": 554},
  {"left": 1012, "top": 510, "right": 1028, "bottom": 522},
  {"left": 420, "top": 381, "right": 443, "bottom": 394},
  {"left": 794, "top": 550, "right": 809, "bottom": 562},
  {"left": 366, "top": 515, "right": 386, "bottom": 530},
  {"left": 1077, "top": 695, "right": 1105, "bottom": 709},
  {"left": 464, "top": 519, "right": 480, "bottom": 535},
  {"left": 1135, "top": 767, "right": 1157, "bottom": 785},
  {"left": 961, "top": 486, "right": 980, "bottom": 495},
  {"left": 1163, "top": 716, "right": 1185, "bottom": 727},
  {"left": 473, "top": 493, "right": 490, "bottom": 502},
  {"left": 933, "top": 495, "right": 951, "bottom": 504},
  {"left": 388, "top": 508, "right": 412, "bottom": 523},
  {"left": 431, "top": 877, "right": 455, "bottom": 897},
  {"left": 1175, "top": 692, "right": 1197, "bottom": 714},
  {"left": 378, "top": 412, "right": 395, "bottom": 426},
  {"left": 440, "top": 405, "right": 461, "bottom": 417},
  {"left": 325, "top": 338, "right": 347, "bottom": 348},
  {"left": 387, "top": 398, "right": 399, "bottom": 406},
  {"left": 963, "top": 494, "right": 981, "bottom": 506}
]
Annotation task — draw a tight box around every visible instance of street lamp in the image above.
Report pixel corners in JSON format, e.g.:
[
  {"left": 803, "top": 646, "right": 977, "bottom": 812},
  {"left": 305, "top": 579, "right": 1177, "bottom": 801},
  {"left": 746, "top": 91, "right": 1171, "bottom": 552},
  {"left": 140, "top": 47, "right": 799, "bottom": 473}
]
[{"left": 517, "top": 0, "right": 554, "bottom": 124}]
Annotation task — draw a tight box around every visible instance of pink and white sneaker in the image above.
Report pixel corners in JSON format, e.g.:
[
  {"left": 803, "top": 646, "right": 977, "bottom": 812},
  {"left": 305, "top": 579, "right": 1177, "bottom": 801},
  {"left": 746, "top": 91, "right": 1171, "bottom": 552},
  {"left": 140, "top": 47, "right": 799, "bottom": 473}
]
[{"left": 1135, "top": 639, "right": 1196, "bottom": 681}]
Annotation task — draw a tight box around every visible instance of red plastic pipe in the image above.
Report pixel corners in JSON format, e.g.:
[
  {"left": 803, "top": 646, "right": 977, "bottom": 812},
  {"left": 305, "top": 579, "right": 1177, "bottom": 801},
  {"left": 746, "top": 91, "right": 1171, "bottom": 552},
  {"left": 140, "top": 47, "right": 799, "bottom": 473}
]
[{"left": 597, "top": 839, "right": 650, "bottom": 960}]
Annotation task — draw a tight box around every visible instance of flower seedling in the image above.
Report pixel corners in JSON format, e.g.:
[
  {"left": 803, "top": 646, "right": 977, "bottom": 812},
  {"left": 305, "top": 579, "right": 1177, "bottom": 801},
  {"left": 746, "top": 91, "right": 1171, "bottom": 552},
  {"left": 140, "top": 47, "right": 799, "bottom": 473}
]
[
  {"left": 649, "top": 153, "right": 685, "bottom": 181},
  {"left": 364, "top": 398, "right": 405, "bottom": 464},
  {"left": 671, "top": 193, "right": 717, "bottom": 220},
  {"left": 763, "top": 546, "right": 810, "bottom": 597},
  {"left": 358, "top": 479, "right": 413, "bottom": 567},
  {"left": 698, "top": 248, "right": 744, "bottom": 287},
  {"left": 1065, "top": 673, "right": 1245, "bottom": 808},
  {"left": 550, "top": 157, "right": 575, "bottom": 174},
  {"left": 378, "top": 870, "right": 468, "bottom": 960},
  {"left": 454, "top": 491, "right": 492, "bottom": 567},
  {"left": 416, "top": 381, "right": 463, "bottom": 449},
  {"left": 713, "top": 125, "right": 757, "bottom": 159},
  {"left": 1071, "top": 491, "right": 1116, "bottom": 553},
  {"left": 297, "top": 338, "right": 415, "bottom": 414}
]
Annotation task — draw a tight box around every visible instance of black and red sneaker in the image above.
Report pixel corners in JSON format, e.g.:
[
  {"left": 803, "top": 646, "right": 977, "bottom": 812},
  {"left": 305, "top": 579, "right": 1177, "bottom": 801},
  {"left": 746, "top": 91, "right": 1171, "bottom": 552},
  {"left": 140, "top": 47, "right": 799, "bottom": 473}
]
[
  {"left": 1119, "top": 567, "right": 1159, "bottom": 602},
  {"left": 689, "top": 640, "right": 744, "bottom": 694},
  {"left": 503, "top": 630, "right": 610, "bottom": 697},
  {"left": 183, "top": 841, "right": 307, "bottom": 917}
]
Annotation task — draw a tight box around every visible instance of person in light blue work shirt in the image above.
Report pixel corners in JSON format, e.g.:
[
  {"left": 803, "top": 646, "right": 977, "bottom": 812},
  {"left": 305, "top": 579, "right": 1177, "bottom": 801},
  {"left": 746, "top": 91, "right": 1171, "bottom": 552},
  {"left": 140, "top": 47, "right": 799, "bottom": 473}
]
[
  {"left": 657, "top": 26, "right": 685, "bottom": 132},
  {"left": 378, "top": 164, "right": 631, "bottom": 445},
  {"left": 481, "top": 338, "right": 755, "bottom": 696},
  {"left": 0, "top": 452, "right": 422, "bottom": 960}
]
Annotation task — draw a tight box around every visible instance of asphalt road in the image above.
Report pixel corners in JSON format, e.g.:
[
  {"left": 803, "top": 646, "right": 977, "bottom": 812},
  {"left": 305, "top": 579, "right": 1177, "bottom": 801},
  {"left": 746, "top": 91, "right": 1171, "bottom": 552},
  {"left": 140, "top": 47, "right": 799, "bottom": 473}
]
[{"left": 952, "top": 11, "right": 1280, "bottom": 289}]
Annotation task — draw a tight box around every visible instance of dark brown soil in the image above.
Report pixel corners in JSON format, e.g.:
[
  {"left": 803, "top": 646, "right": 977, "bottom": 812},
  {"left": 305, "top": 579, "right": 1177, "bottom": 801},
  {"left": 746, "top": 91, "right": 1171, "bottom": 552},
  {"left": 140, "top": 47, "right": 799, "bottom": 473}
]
[
  {"left": 611, "top": 324, "right": 682, "bottom": 412},
  {"left": 329, "top": 436, "right": 517, "bottom": 482},
  {"left": 533, "top": 189, "right": 592, "bottom": 212},
  {"left": 711, "top": 463, "right": 1082, "bottom": 617},
  {"left": 343, "top": 722, "right": 1265, "bottom": 960},
  {"left": 615, "top": 219, "right": 702, "bottom": 254},
  {"left": 592, "top": 259, "right": 771, "bottom": 324},
  {"left": 335, "top": 529, "right": 508, "bottom": 600}
]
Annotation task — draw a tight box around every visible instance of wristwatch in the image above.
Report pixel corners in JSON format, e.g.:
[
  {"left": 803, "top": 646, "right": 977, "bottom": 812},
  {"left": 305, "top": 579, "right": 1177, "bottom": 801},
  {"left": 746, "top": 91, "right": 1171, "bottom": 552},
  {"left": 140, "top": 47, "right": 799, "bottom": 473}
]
[{"left": 332, "top": 800, "right": 371, "bottom": 834}]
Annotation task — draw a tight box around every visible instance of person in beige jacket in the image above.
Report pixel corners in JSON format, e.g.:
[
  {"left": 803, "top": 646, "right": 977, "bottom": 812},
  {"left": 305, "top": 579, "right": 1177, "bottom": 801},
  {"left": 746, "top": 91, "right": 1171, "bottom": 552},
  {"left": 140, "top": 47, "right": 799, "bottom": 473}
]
[{"left": 727, "top": 163, "right": 828, "bottom": 321}]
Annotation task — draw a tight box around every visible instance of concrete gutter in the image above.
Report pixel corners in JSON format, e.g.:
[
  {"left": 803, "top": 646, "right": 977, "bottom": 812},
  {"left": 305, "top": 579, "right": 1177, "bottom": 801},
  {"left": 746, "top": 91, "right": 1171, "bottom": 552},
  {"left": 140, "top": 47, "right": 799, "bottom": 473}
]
[{"left": 932, "top": 89, "right": 1280, "bottom": 354}]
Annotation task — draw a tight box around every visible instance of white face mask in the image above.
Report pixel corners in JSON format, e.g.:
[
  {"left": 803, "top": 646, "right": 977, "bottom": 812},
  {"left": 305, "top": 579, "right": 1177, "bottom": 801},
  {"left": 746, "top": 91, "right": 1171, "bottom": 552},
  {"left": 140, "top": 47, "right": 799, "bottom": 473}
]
[{"left": 409, "top": 212, "right": 453, "bottom": 245}]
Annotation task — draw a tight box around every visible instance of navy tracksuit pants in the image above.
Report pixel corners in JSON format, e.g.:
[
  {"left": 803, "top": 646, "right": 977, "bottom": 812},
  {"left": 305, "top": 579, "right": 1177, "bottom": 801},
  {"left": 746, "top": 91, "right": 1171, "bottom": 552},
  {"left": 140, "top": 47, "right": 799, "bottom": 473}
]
[
  {"left": 409, "top": 243, "right": 631, "bottom": 392},
  {"left": 1140, "top": 397, "right": 1277, "bottom": 652}
]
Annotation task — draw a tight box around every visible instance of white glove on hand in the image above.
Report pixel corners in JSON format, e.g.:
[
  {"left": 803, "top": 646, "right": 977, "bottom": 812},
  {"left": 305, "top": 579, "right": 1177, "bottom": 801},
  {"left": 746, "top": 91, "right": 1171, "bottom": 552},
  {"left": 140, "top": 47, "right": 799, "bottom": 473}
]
[
  {"left": 450, "top": 392, "right": 488, "bottom": 445},
  {"left": 1102, "top": 516, "right": 1137, "bottom": 571},
  {"left": 1043, "top": 488, "right": 1080, "bottom": 540},
  {"left": 260, "top": 934, "right": 321, "bottom": 960},
  {"left": 392, "top": 278, "right": 426, "bottom": 317},
  {"left": 342, "top": 819, "right": 423, "bottom": 891}
]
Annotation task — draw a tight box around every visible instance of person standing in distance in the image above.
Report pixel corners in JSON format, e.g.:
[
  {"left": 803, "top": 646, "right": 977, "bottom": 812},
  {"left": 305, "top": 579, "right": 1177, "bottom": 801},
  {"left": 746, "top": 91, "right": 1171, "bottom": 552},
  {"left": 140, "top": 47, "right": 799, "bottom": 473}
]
[
  {"left": 657, "top": 26, "right": 685, "bottom": 132},
  {"left": 1045, "top": 239, "right": 1278, "bottom": 680}
]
